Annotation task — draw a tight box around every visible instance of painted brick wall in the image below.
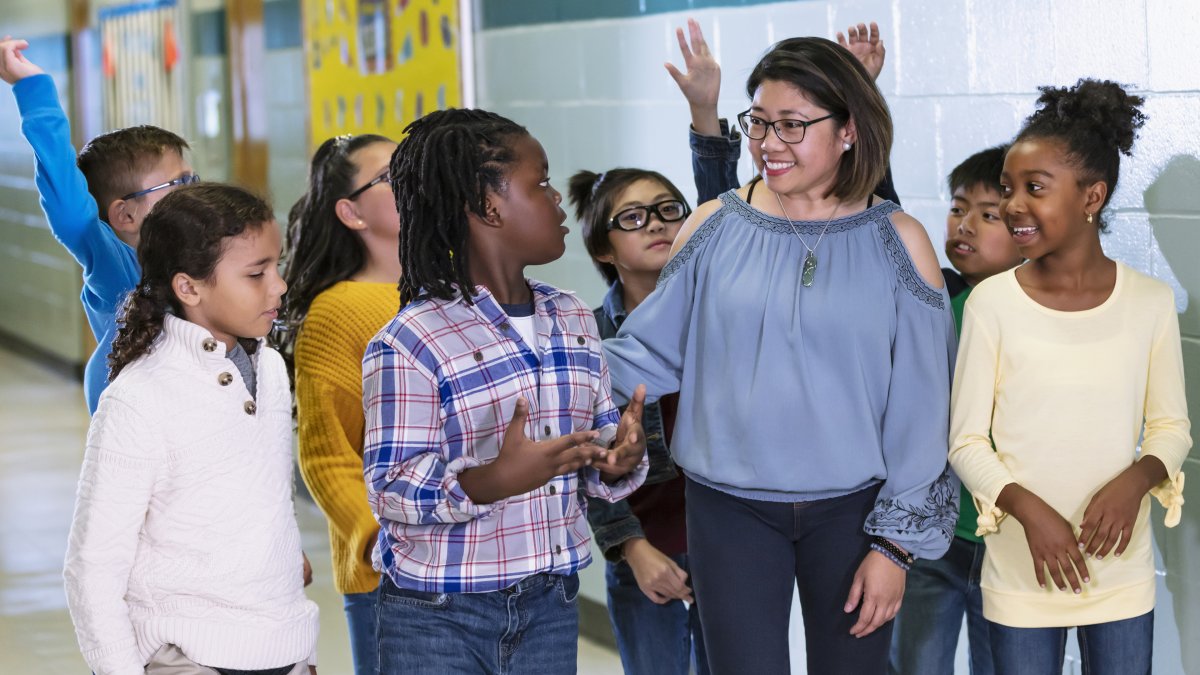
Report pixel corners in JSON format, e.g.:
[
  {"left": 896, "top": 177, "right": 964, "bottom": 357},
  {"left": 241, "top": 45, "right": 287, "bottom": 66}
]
[{"left": 473, "top": 1, "right": 1200, "bottom": 672}]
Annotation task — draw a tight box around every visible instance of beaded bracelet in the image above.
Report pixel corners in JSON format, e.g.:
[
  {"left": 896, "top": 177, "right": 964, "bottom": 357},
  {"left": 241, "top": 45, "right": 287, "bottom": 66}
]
[{"left": 870, "top": 536, "right": 915, "bottom": 571}]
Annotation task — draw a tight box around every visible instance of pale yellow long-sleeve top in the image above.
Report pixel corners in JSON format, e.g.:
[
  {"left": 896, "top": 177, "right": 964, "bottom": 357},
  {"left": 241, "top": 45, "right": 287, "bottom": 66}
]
[
  {"left": 949, "top": 263, "right": 1190, "bottom": 628},
  {"left": 295, "top": 281, "right": 399, "bottom": 594}
]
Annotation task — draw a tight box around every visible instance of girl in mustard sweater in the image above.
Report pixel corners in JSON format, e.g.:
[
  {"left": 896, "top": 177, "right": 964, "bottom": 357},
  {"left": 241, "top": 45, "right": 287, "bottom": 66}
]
[
  {"left": 276, "top": 134, "right": 400, "bottom": 675},
  {"left": 949, "top": 80, "right": 1190, "bottom": 675}
]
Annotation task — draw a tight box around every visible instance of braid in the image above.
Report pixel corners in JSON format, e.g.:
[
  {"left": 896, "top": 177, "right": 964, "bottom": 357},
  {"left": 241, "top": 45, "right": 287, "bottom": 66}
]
[{"left": 390, "top": 109, "right": 528, "bottom": 306}]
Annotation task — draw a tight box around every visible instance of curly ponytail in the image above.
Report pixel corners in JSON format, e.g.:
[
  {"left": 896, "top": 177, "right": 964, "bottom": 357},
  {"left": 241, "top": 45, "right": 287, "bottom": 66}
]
[{"left": 108, "top": 183, "right": 274, "bottom": 380}]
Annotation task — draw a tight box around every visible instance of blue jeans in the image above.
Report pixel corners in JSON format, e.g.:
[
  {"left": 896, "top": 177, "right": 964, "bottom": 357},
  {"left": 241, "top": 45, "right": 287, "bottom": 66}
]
[
  {"left": 606, "top": 554, "right": 709, "bottom": 675},
  {"left": 344, "top": 587, "right": 380, "bottom": 675},
  {"left": 889, "top": 535, "right": 992, "bottom": 675},
  {"left": 376, "top": 572, "right": 580, "bottom": 675},
  {"left": 989, "top": 610, "right": 1153, "bottom": 675}
]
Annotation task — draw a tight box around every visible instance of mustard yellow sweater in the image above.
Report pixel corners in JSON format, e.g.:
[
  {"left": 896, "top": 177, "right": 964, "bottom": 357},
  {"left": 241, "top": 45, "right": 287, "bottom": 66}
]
[
  {"left": 949, "top": 264, "right": 1190, "bottom": 628},
  {"left": 295, "top": 281, "right": 399, "bottom": 594}
]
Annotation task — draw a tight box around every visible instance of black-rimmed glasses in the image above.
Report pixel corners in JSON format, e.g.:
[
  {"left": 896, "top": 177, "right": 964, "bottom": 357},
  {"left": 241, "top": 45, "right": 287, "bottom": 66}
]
[
  {"left": 737, "top": 110, "right": 834, "bottom": 144},
  {"left": 120, "top": 173, "right": 201, "bottom": 201},
  {"left": 347, "top": 172, "right": 389, "bottom": 200},
  {"left": 608, "top": 200, "right": 690, "bottom": 231}
]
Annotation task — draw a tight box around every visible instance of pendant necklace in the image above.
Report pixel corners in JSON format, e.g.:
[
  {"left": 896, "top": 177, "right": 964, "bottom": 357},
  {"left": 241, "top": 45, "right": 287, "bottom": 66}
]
[{"left": 775, "top": 191, "right": 840, "bottom": 288}]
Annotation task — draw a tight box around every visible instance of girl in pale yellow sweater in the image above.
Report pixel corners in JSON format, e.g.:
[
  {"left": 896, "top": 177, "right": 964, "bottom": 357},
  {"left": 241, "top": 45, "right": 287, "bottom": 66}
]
[
  {"left": 949, "top": 80, "right": 1190, "bottom": 675},
  {"left": 276, "top": 134, "right": 400, "bottom": 675}
]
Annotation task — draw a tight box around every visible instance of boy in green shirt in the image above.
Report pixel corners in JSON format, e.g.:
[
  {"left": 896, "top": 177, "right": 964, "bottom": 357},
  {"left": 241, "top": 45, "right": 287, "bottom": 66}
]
[{"left": 890, "top": 145, "right": 1022, "bottom": 675}]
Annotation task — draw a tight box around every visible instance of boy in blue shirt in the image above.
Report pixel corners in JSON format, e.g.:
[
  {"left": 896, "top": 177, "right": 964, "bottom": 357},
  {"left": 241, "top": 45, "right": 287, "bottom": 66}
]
[{"left": 1, "top": 37, "right": 195, "bottom": 412}]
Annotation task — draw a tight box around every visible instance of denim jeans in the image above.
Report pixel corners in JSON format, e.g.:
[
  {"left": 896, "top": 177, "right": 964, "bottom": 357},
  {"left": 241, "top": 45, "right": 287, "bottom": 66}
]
[
  {"left": 606, "top": 554, "right": 709, "bottom": 675},
  {"left": 686, "top": 478, "right": 890, "bottom": 675},
  {"left": 989, "top": 610, "right": 1153, "bottom": 675},
  {"left": 376, "top": 572, "right": 580, "bottom": 675},
  {"left": 344, "top": 587, "right": 380, "bottom": 675},
  {"left": 889, "top": 535, "right": 992, "bottom": 675}
]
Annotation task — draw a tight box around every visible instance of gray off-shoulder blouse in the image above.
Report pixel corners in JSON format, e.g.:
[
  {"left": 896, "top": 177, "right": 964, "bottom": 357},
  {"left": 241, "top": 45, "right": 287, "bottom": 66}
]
[{"left": 602, "top": 190, "right": 960, "bottom": 559}]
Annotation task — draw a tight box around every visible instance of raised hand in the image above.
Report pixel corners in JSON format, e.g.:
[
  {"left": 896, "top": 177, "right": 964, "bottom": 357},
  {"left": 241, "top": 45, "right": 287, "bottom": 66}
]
[
  {"left": 459, "top": 398, "right": 605, "bottom": 504},
  {"left": 664, "top": 18, "right": 722, "bottom": 137},
  {"left": 835, "top": 22, "right": 885, "bottom": 82},
  {"left": 1078, "top": 456, "right": 1167, "bottom": 560},
  {"left": 596, "top": 384, "right": 648, "bottom": 481},
  {"left": 1001, "top": 484, "right": 1090, "bottom": 593},
  {"left": 844, "top": 548, "right": 906, "bottom": 638},
  {"left": 0, "top": 37, "right": 45, "bottom": 85},
  {"left": 624, "top": 537, "right": 693, "bottom": 604}
]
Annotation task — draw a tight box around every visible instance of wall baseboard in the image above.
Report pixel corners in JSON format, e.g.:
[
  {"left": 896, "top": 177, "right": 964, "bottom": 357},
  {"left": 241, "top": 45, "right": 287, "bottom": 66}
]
[{"left": 0, "top": 329, "right": 83, "bottom": 382}]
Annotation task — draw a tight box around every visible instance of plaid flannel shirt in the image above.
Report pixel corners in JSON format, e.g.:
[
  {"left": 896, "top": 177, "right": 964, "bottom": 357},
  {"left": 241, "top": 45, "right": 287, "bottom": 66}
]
[{"left": 362, "top": 280, "right": 648, "bottom": 593}]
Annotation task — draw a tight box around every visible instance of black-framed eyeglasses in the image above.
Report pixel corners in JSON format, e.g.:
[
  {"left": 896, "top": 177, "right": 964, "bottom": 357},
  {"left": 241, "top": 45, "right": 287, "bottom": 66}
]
[
  {"left": 346, "top": 172, "right": 389, "bottom": 200},
  {"left": 608, "top": 200, "right": 691, "bottom": 231},
  {"left": 120, "top": 173, "right": 201, "bottom": 200},
  {"left": 737, "top": 110, "right": 834, "bottom": 144}
]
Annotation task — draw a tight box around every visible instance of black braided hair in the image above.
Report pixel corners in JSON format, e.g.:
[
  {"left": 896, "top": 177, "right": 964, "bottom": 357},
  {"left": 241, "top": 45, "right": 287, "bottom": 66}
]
[
  {"left": 1016, "top": 79, "right": 1146, "bottom": 231},
  {"left": 389, "top": 108, "right": 529, "bottom": 306}
]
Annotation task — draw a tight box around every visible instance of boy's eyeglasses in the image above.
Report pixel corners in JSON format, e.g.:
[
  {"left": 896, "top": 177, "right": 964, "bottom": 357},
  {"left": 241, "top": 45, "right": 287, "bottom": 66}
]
[
  {"left": 608, "top": 200, "right": 691, "bottom": 231},
  {"left": 737, "top": 111, "right": 834, "bottom": 144},
  {"left": 121, "top": 173, "right": 201, "bottom": 201},
  {"left": 347, "top": 173, "right": 390, "bottom": 200}
]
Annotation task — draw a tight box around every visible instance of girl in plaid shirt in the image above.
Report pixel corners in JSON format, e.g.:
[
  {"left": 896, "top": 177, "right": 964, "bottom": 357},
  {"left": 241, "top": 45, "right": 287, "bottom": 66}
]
[{"left": 362, "top": 108, "right": 649, "bottom": 674}]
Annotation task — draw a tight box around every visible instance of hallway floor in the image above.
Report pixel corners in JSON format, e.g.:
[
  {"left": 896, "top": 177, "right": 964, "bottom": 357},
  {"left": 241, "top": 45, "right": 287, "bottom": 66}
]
[{"left": 0, "top": 345, "right": 623, "bottom": 674}]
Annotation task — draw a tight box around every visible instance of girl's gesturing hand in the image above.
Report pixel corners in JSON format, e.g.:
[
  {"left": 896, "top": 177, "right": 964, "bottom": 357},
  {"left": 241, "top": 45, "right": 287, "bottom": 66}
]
[
  {"left": 1078, "top": 456, "right": 1168, "bottom": 560},
  {"left": 0, "top": 37, "right": 46, "bottom": 85}
]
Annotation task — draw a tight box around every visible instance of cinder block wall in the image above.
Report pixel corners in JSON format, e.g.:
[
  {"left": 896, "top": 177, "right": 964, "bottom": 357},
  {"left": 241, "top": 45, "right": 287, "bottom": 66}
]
[{"left": 473, "top": 1, "right": 1200, "bottom": 673}]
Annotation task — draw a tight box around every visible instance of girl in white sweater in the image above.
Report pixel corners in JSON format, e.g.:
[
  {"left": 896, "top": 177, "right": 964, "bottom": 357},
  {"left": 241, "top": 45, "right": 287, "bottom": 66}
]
[{"left": 64, "top": 184, "right": 319, "bottom": 675}]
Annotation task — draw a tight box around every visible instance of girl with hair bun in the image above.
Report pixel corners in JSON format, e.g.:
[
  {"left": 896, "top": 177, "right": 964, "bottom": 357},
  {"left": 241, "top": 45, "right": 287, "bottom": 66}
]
[{"left": 950, "top": 79, "right": 1191, "bottom": 674}]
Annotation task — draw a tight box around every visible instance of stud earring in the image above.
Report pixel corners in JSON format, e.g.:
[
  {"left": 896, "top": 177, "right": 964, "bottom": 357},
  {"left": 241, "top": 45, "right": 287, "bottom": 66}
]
[{"left": 843, "top": 142, "right": 853, "bottom": 151}]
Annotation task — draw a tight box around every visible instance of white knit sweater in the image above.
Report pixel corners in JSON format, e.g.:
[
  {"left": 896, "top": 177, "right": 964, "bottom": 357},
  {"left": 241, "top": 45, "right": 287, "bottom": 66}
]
[{"left": 64, "top": 315, "right": 319, "bottom": 675}]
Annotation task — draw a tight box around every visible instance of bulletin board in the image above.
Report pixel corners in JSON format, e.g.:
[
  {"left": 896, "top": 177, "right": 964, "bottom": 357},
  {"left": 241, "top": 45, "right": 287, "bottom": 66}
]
[
  {"left": 97, "top": 0, "right": 186, "bottom": 133},
  {"left": 303, "top": 0, "right": 463, "bottom": 147}
]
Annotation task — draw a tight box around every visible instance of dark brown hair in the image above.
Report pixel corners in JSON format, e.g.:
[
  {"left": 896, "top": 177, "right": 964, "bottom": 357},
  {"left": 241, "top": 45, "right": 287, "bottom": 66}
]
[
  {"left": 567, "top": 169, "right": 688, "bottom": 286},
  {"left": 948, "top": 144, "right": 1010, "bottom": 195},
  {"left": 108, "top": 183, "right": 273, "bottom": 380},
  {"left": 76, "top": 125, "right": 190, "bottom": 223},
  {"left": 746, "top": 37, "right": 891, "bottom": 202},
  {"left": 275, "top": 133, "right": 393, "bottom": 382},
  {"left": 1014, "top": 79, "right": 1146, "bottom": 232}
]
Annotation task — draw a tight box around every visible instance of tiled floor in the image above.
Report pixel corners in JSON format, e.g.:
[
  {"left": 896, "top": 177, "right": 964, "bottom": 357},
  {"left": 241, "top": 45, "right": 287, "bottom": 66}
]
[{"left": 0, "top": 345, "right": 623, "bottom": 675}]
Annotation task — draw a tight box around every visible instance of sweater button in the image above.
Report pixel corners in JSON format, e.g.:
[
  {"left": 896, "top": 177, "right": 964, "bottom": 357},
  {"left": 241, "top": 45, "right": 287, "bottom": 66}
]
[
  {"left": 202, "top": 338, "right": 218, "bottom": 352},
  {"left": 244, "top": 400, "right": 256, "bottom": 415},
  {"left": 218, "top": 372, "right": 233, "bottom": 386}
]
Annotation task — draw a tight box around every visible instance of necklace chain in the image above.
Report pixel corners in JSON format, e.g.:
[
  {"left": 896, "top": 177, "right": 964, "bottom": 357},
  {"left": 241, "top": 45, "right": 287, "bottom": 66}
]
[{"left": 774, "top": 191, "right": 840, "bottom": 253}]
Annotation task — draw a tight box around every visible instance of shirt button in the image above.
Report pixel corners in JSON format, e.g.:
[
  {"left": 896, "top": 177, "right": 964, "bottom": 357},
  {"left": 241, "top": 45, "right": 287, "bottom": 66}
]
[
  {"left": 556, "top": 545, "right": 563, "bottom": 555},
  {"left": 500, "top": 322, "right": 511, "bottom": 331},
  {"left": 543, "top": 425, "right": 552, "bottom": 437},
  {"left": 473, "top": 351, "right": 483, "bottom": 362},
  {"left": 576, "top": 336, "right": 586, "bottom": 345},
  {"left": 202, "top": 338, "right": 218, "bottom": 352},
  {"left": 244, "top": 400, "right": 256, "bottom": 415},
  {"left": 549, "top": 485, "right": 557, "bottom": 495},
  {"left": 218, "top": 372, "right": 233, "bottom": 386}
]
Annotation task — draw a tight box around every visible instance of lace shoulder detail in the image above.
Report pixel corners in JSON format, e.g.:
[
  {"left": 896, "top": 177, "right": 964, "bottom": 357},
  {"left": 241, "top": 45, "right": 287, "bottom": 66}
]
[
  {"left": 724, "top": 190, "right": 901, "bottom": 235},
  {"left": 876, "top": 214, "right": 945, "bottom": 310},
  {"left": 658, "top": 192, "right": 734, "bottom": 283}
]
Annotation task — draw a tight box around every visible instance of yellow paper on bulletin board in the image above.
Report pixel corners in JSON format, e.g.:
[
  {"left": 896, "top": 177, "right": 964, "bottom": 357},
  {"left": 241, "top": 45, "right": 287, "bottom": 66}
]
[{"left": 303, "top": 0, "right": 461, "bottom": 147}]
